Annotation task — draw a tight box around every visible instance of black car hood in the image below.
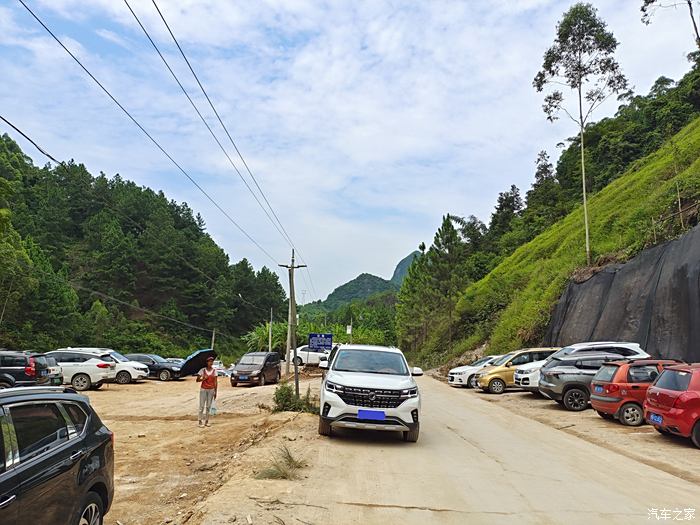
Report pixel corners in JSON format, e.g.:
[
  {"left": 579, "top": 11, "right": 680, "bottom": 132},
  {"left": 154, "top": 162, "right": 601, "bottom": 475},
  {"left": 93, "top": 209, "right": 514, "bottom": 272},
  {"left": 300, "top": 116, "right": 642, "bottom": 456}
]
[
  {"left": 179, "top": 349, "right": 217, "bottom": 376},
  {"left": 233, "top": 364, "right": 262, "bottom": 373}
]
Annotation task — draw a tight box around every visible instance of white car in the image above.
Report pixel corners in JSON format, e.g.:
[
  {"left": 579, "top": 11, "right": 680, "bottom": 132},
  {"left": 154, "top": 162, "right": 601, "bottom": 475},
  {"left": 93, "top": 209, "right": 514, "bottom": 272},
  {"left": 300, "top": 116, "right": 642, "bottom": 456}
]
[
  {"left": 545, "top": 342, "right": 650, "bottom": 363},
  {"left": 46, "top": 348, "right": 118, "bottom": 391},
  {"left": 104, "top": 349, "right": 150, "bottom": 384},
  {"left": 318, "top": 344, "right": 423, "bottom": 442},
  {"left": 294, "top": 345, "right": 330, "bottom": 366},
  {"left": 514, "top": 359, "right": 548, "bottom": 393},
  {"left": 448, "top": 355, "right": 502, "bottom": 388}
]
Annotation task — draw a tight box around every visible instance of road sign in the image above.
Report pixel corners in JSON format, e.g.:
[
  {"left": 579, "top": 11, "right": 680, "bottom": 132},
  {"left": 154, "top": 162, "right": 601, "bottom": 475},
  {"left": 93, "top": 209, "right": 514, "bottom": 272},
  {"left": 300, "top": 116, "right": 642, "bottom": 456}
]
[{"left": 309, "top": 333, "right": 333, "bottom": 351}]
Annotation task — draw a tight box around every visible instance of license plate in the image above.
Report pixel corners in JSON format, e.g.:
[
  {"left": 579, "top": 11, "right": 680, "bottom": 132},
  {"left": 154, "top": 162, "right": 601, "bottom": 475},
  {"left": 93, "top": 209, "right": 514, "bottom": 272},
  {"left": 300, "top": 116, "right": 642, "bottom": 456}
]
[
  {"left": 358, "top": 409, "right": 385, "bottom": 421},
  {"left": 650, "top": 413, "right": 663, "bottom": 424},
  {"left": 40, "top": 369, "right": 48, "bottom": 376},
  {"left": 239, "top": 375, "right": 248, "bottom": 380},
  {"left": 594, "top": 385, "right": 603, "bottom": 393}
]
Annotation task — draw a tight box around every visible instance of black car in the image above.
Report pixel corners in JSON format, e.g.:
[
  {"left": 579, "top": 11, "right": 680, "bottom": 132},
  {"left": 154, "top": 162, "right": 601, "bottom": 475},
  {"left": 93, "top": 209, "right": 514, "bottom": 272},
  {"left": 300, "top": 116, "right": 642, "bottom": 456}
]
[
  {"left": 0, "top": 386, "right": 114, "bottom": 525},
  {"left": 0, "top": 350, "right": 50, "bottom": 389},
  {"left": 230, "top": 352, "right": 281, "bottom": 387},
  {"left": 124, "top": 353, "right": 181, "bottom": 381}
]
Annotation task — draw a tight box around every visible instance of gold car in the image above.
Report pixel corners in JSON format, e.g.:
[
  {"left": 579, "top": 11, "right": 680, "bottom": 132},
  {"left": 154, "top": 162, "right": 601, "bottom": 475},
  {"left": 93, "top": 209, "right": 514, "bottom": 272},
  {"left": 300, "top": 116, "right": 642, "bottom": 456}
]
[{"left": 475, "top": 348, "right": 559, "bottom": 394}]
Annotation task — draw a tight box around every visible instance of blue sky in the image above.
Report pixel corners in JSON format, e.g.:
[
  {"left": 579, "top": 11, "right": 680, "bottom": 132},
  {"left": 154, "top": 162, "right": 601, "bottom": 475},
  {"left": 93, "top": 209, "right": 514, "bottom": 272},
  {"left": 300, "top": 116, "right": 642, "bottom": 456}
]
[{"left": 0, "top": 0, "right": 695, "bottom": 300}]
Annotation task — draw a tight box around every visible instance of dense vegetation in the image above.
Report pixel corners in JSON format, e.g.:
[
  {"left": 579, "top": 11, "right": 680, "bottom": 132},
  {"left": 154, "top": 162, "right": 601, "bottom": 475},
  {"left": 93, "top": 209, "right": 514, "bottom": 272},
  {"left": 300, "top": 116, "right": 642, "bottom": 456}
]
[
  {"left": 397, "top": 61, "right": 700, "bottom": 367},
  {"left": 0, "top": 135, "right": 287, "bottom": 362}
]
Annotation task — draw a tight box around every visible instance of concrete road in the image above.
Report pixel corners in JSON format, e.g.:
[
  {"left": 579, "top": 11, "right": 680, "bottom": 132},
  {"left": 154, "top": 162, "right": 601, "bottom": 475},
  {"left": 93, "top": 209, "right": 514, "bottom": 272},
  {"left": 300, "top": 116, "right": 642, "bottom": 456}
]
[{"left": 202, "top": 377, "right": 700, "bottom": 524}]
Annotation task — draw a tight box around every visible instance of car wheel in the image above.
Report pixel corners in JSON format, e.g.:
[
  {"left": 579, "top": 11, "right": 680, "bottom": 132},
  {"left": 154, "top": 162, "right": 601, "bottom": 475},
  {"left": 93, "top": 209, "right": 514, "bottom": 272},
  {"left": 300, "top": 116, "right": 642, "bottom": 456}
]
[
  {"left": 293, "top": 356, "right": 303, "bottom": 366},
  {"left": 318, "top": 417, "right": 332, "bottom": 436},
  {"left": 596, "top": 410, "right": 613, "bottom": 420},
  {"left": 275, "top": 371, "right": 281, "bottom": 383},
  {"left": 403, "top": 425, "right": 420, "bottom": 443},
  {"left": 619, "top": 402, "right": 644, "bottom": 427},
  {"left": 691, "top": 422, "right": 700, "bottom": 449},
  {"left": 76, "top": 491, "right": 103, "bottom": 525},
  {"left": 159, "top": 369, "right": 171, "bottom": 381},
  {"left": 259, "top": 374, "right": 266, "bottom": 386},
  {"left": 115, "top": 371, "right": 132, "bottom": 385},
  {"left": 488, "top": 378, "right": 506, "bottom": 394},
  {"left": 91, "top": 383, "right": 102, "bottom": 390},
  {"left": 71, "top": 374, "right": 92, "bottom": 391},
  {"left": 563, "top": 388, "right": 589, "bottom": 411},
  {"left": 230, "top": 379, "right": 238, "bottom": 387},
  {"left": 467, "top": 375, "right": 477, "bottom": 389},
  {"left": 0, "top": 381, "right": 11, "bottom": 389}
]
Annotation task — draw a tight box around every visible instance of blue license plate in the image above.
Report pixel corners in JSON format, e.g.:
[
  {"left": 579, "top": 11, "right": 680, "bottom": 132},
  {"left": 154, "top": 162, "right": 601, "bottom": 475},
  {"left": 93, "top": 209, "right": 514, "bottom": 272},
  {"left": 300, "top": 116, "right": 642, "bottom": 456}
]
[
  {"left": 239, "top": 375, "right": 248, "bottom": 380},
  {"left": 650, "top": 413, "right": 663, "bottom": 424},
  {"left": 358, "top": 409, "right": 385, "bottom": 421},
  {"left": 594, "top": 385, "right": 603, "bottom": 393}
]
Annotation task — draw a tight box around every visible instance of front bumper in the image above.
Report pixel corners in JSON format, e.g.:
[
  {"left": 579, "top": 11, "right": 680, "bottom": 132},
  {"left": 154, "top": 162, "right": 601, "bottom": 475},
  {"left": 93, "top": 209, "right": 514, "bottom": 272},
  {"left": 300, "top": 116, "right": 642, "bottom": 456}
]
[
  {"left": 231, "top": 374, "right": 262, "bottom": 384},
  {"left": 321, "top": 413, "right": 419, "bottom": 432},
  {"left": 321, "top": 390, "right": 420, "bottom": 432},
  {"left": 448, "top": 374, "right": 466, "bottom": 386}
]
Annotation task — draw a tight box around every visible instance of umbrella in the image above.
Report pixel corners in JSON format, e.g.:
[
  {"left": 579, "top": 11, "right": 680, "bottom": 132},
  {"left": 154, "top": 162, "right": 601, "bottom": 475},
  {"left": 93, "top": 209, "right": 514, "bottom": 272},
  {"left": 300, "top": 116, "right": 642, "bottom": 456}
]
[{"left": 179, "top": 348, "right": 217, "bottom": 377}]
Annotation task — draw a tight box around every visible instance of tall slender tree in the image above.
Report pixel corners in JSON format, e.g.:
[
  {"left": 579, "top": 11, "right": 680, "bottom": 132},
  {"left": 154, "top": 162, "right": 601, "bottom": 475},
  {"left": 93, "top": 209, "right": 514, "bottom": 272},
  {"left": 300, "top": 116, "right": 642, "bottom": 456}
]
[
  {"left": 642, "top": 1, "right": 700, "bottom": 50},
  {"left": 534, "top": 3, "right": 628, "bottom": 265}
]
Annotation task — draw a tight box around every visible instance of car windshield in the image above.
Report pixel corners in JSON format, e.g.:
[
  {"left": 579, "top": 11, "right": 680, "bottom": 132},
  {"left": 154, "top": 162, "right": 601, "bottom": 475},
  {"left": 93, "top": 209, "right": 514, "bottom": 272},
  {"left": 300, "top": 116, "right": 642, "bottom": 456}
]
[
  {"left": 551, "top": 346, "right": 576, "bottom": 359},
  {"left": 46, "top": 357, "right": 57, "bottom": 366},
  {"left": 109, "top": 351, "right": 130, "bottom": 363},
  {"left": 239, "top": 355, "right": 265, "bottom": 366},
  {"left": 150, "top": 354, "right": 167, "bottom": 363},
  {"left": 471, "top": 356, "right": 492, "bottom": 366},
  {"left": 594, "top": 364, "right": 619, "bottom": 382},
  {"left": 332, "top": 349, "right": 408, "bottom": 375},
  {"left": 541, "top": 357, "right": 562, "bottom": 371},
  {"left": 654, "top": 370, "right": 692, "bottom": 391},
  {"left": 492, "top": 353, "right": 515, "bottom": 367}
]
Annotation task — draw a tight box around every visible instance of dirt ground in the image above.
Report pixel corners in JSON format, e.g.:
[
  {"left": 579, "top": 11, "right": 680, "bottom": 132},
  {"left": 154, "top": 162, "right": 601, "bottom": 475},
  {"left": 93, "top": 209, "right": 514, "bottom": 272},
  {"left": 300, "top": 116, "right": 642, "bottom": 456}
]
[{"left": 87, "top": 373, "right": 700, "bottom": 525}]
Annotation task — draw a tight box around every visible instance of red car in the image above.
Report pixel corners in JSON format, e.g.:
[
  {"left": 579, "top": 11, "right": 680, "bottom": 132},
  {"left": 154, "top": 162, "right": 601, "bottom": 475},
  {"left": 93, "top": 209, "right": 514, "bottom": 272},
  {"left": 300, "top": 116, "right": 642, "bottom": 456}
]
[
  {"left": 590, "top": 359, "right": 683, "bottom": 426},
  {"left": 644, "top": 364, "right": 700, "bottom": 448}
]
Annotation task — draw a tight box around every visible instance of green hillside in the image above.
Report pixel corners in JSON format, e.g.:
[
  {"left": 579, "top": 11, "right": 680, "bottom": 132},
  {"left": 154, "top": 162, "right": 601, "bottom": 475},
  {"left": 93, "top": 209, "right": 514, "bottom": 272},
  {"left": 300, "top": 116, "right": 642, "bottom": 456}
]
[
  {"left": 322, "top": 273, "right": 396, "bottom": 311},
  {"left": 412, "top": 116, "right": 700, "bottom": 366}
]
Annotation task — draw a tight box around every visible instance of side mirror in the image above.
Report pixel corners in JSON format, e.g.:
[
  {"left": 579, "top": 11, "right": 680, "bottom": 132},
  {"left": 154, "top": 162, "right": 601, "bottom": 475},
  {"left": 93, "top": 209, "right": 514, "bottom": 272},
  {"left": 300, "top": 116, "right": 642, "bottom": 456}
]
[
  {"left": 319, "top": 360, "right": 329, "bottom": 370},
  {"left": 412, "top": 367, "right": 424, "bottom": 376}
]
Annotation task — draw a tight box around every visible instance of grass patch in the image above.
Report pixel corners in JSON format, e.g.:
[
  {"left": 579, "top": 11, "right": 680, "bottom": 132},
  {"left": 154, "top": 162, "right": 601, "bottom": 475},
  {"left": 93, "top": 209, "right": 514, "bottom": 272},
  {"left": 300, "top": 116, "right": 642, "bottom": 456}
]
[
  {"left": 272, "top": 383, "right": 318, "bottom": 413},
  {"left": 256, "top": 446, "right": 306, "bottom": 480}
]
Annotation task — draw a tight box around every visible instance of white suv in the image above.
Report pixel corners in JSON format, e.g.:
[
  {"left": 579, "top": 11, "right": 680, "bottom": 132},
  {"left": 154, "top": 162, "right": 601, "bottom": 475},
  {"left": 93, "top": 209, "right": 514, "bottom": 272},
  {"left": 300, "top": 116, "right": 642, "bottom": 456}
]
[
  {"left": 318, "top": 345, "right": 423, "bottom": 442},
  {"left": 46, "top": 349, "right": 118, "bottom": 391},
  {"left": 104, "top": 349, "right": 150, "bottom": 384},
  {"left": 545, "top": 342, "right": 649, "bottom": 363}
]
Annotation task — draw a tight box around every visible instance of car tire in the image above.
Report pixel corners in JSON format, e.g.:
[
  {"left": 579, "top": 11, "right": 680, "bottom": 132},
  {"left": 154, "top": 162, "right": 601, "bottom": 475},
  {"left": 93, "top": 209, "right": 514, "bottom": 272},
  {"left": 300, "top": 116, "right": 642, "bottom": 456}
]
[
  {"left": 467, "top": 375, "right": 477, "bottom": 389},
  {"left": 403, "top": 425, "right": 420, "bottom": 443},
  {"left": 562, "top": 388, "right": 589, "bottom": 411},
  {"left": 115, "top": 371, "right": 132, "bottom": 385},
  {"left": 230, "top": 380, "right": 238, "bottom": 387},
  {"left": 488, "top": 378, "right": 506, "bottom": 394},
  {"left": 0, "top": 381, "right": 11, "bottom": 389},
  {"left": 318, "top": 417, "right": 332, "bottom": 436},
  {"left": 91, "top": 383, "right": 103, "bottom": 390},
  {"left": 75, "top": 490, "right": 104, "bottom": 525},
  {"left": 159, "top": 369, "right": 171, "bottom": 381},
  {"left": 619, "top": 402, "right": 644, "bottom": 427},
  {"left": 293, "top": 356, "right": 303, "bottom": 366},
  {"left": 259, "top": 374, "right": 266, "bottom": 386},
  {"left": 596, "top": 410, "right": 613, "bottom": 420},
  {"left": 691, "top": 422, "right": 700, "bottom": 449},
  {"left": 275, "top": 371, "right": 281, "bottom": 384},
  {"left": 71, "top": 374, "right": 92, "bottom": 392}
]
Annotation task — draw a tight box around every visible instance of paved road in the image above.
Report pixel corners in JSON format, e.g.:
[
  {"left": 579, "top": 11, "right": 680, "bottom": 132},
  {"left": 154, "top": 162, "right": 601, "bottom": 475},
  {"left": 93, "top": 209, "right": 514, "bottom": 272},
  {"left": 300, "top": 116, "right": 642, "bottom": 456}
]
[{"left": 203, "top": 377, "right": 700, "bottom": 524}]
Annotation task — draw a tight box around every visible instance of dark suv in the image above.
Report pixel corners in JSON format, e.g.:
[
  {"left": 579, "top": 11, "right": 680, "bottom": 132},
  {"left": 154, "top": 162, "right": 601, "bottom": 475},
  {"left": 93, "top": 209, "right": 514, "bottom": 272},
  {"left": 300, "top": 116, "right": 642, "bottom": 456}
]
[
  {"left": 230, "top": 352, "right": 281, "bottom": 386},
  {"left": 0, "top": 350, "right": 50, "bottom": 389},
  {"left": 125, "top": 353, "right": 181, "bottom": 381},
  {"left": 0, "top": 386, "right": 114, "bottom": 524}
]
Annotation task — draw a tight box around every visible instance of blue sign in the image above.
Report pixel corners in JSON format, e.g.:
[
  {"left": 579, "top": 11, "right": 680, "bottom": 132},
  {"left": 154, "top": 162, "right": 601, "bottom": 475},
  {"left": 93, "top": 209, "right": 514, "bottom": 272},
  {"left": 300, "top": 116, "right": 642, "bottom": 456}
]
[{"left": 309, "top": 333, "right": 333, "bottom": 351}]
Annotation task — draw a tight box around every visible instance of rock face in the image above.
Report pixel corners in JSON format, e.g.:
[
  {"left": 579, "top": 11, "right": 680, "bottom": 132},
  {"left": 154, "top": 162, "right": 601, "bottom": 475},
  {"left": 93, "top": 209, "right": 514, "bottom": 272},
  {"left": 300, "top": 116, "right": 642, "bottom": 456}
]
[{"left": 544, "top": 225, "right": 700, "bottom": 361}]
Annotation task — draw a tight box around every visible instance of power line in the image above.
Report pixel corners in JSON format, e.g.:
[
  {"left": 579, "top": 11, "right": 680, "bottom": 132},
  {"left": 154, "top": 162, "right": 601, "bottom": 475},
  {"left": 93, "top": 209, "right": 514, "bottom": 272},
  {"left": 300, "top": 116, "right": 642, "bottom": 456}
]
[
  {"left": 0, "top": 115, "right": 59, "bottom": 164},
  {"left": 17, "top": 0, "right": 279, "bottom": 266},
  {"left": 149, "top": 0, "right": 319, "bottom": 301}
]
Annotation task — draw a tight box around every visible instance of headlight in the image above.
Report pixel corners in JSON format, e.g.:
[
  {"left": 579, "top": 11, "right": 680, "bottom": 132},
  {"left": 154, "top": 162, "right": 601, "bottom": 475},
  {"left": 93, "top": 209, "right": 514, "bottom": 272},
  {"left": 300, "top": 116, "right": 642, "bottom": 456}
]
[
  {"left": 251, "top": 370, "right": 260, "bottom": 376},
  {"left": 172, "top": 367, "right": 181, "bottom": 371},
  {"left": 400, "top": 387, "right": 418, "bottom": 398},
  {"left": 452, "top": 371, "right": 466, "bottom": 376},
  {"left": 325, "top": 381, "right": 344, "bottom": 393}
]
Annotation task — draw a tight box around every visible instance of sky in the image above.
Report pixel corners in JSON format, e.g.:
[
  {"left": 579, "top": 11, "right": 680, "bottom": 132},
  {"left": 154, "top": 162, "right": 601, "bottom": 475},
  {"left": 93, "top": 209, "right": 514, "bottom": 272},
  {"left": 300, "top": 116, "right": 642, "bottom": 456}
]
[{"left": 0, "top": 0, "right": 695, "bottom": 301}]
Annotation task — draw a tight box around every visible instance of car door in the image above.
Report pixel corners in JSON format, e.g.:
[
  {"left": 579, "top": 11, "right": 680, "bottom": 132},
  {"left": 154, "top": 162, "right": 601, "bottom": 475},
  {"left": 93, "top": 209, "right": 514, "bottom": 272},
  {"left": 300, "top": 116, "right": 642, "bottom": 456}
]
[
  {"left": 7, "top": 400, "right": 83, "bottom": 523},
  {"left": 0, "top": 407, "right": 18, "bottom": 525},
  {"left": 507, "top": 353, "right": 531, "bottom": 384},
  {"left": 306, "top": 348, "right": 322, "bottom": 365},
  {"left": 626, "top": 364, "right": 659, "bottom": 405},
  {"left": 49, "top": 352, "right": 74, "bottom": 385}
]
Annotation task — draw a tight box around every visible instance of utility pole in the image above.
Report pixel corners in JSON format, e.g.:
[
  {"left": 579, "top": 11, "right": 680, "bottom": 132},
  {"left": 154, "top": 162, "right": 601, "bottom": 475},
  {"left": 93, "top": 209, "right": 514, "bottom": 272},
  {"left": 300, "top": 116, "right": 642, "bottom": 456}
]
[
  {"left": 210, "top": 328, "right": 216, "bottom": 352},
  {"left": 280, "top": 249, "right": 306, "bottom": 398},
  {"left": 269, "top": 307, "right": 273, "bottom": 353}
]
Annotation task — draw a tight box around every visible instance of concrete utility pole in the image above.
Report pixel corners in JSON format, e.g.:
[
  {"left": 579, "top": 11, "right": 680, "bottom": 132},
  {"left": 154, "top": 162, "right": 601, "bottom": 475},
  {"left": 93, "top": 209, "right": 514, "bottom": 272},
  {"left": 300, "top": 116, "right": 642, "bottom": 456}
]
[
  {"left": 210, "top": 328, "right": 216, "bottom": 352},
  {"left": 280, "top": 249, "right": 306, "bottom": 398},
  {"left": 269, "top": 307, "right": 273, "bottom": 353}
]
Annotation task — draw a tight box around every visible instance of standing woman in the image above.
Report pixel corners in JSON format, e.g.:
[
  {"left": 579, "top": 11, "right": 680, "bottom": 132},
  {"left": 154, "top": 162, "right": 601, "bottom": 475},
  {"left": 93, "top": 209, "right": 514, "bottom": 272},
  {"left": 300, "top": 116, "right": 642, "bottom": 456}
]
[{"left": 197, "top": 356, "right": 218, "bottom": 427}]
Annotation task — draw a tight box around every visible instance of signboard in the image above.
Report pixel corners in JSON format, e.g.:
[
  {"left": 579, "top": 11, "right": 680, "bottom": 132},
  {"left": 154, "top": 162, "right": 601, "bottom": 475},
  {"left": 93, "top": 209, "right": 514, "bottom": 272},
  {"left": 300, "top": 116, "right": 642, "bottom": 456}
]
[
  {"left": 346, "top": 325, "right": 352, "bottom": 335},
  {"left": 309, "top": 333, "right": 333, "bottom": 351}
]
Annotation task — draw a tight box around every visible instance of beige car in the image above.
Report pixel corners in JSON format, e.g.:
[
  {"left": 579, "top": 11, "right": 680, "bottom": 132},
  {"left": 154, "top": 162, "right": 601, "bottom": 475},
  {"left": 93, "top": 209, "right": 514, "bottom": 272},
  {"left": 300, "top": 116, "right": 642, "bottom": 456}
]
[{"left": 475, "top": 348, "right": 559, "bottom": 394}]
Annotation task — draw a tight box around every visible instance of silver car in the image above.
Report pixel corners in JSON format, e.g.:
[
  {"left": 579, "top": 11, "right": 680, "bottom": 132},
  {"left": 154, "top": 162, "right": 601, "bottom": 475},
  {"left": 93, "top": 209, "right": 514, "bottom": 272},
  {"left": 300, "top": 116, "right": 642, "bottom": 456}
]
[{"left": 538, "top": 352, "right": 624, "bottom": 411}]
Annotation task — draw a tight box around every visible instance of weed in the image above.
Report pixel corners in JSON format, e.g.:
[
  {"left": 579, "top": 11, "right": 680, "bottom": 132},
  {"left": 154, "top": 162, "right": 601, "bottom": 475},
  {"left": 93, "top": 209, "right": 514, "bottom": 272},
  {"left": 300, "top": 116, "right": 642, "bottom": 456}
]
[{"left": 256, "top": 446, "right": 305, "bottom": 480}]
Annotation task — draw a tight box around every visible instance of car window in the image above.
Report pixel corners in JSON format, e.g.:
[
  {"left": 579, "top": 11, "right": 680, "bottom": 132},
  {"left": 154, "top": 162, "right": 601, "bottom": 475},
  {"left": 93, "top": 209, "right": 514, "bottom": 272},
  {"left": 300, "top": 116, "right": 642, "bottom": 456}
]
[
  {"left": 63, "top": 403, "right": 88, "bottom": 434},
  {"left": 576, "top": 359, "right": 605, "bottom": 370},
  {"left": 510, "top": 354, "right": 530, "bottom": 366},
  {"left": 627, "top": 365, "right": 659, "bottom": 383},
  {"left": 46, "top": 357, "right": 57, "bottom": 367},
  {"left": 654, "top": 370, "right": 692, "bottom": 391},
  {"left": 10, "top": 403, "right": 69, "bottom": 462},
  {"left": 0, "top": 355, "right": 26, "bottom": 367},
  {"left": 594, "top": 364, "right": 619, "bottom": 382}
]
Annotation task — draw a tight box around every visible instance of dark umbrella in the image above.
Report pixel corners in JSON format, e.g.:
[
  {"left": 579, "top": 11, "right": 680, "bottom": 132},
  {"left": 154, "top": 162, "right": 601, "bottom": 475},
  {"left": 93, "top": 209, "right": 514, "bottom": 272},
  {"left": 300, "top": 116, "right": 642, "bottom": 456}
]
[{"left": 179, "top": 348, "right": 217, "bottom": 377}]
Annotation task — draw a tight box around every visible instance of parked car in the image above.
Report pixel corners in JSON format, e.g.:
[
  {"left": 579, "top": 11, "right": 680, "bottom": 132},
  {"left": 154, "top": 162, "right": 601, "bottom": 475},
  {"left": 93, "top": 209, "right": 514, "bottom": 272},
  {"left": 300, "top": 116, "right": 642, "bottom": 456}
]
[
  {"left": 448, "top": 355, "right": 502, "bottom": 388},
  {"left": 512, "top": 348, "right": 562, "bottom": 393},
  {"left": 212, "top": 360, "right": 230, "bottom": 377},
  {"left": 124, "top": 353, "right": 181, "bottom": 381},
  {"left": 545, "top": 341, "right": 649, "bottom": 363},
  {"left": 0, "top": 385, "right": 114, "bottom": 525},
  {"left": 539, "top": 352, "right": 622, "bottom": 411},
  {"left": 590, "top": 359, "right": 683, "bottom": 426},
  {"left": 644, "top": 364, "right": 700, "bottom": 447},
  {"left": 45, "top": 350, "right": 117, "bottom": 391},
  {"left": 230, "top": 352, "right": 281, "bottom": 386},
  {"left": 476, "top": 348, "right": 559, "bottom": 394},
  {"left": 45, "top": 356, "right": 64, "bottom": 386},
  {"left": 58, "top": 348, "right": 149, "bottom": 385},
  {"left": 318, "top": 344, "right": 423, "bottom": 442},
  {"left": 293, "top": 345, "right": 330, "bottom": 366},
  {"left": 0, "top": 350, "right": 50, "bottom": 389},
  {"left": 165, "top": 357, "right": 185, "bottom": 365}
]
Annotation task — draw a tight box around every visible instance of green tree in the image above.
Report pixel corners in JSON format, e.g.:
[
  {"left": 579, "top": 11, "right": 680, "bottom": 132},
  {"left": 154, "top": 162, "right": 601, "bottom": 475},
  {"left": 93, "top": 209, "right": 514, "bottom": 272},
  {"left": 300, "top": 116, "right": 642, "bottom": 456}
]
[{"left": 642, "top": 1, "right": 700, "bottom": 50}]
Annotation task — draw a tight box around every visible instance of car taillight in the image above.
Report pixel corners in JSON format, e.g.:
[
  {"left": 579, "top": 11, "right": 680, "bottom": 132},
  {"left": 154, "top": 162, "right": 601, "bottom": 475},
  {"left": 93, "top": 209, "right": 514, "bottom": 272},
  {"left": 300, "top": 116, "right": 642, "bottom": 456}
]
[
  {"left": 606, "top": 384, "right": 619, "bottom": 394},
  {"left": 25, "top": 357, "right": 36, "bottom": 377},
  {"left": 96, "top": 363, "right": 111, "bottom": 369},
  {"left": 672, "top": 391, "right": 697, "bottom": 409}
]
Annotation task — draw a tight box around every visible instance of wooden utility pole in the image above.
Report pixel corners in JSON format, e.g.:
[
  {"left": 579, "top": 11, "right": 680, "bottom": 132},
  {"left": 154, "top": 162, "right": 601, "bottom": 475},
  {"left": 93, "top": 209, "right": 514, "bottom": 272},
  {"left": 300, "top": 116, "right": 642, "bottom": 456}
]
[
  {"left": 280, "top": 249, "right": 306, "bottom": 398},
  {"left": 269, "top": 307, "right": 273, "bottom": 353},
  {"left": 210, "top": 328, "right": 216, "bottom": 352}
]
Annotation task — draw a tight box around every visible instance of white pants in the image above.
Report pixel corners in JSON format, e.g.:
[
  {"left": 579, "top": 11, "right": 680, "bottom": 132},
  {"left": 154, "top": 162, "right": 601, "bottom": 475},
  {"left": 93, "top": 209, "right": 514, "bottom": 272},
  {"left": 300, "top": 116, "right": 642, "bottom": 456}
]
[{"left": 199, "top": 388, "right": 215, "bottom": 422}]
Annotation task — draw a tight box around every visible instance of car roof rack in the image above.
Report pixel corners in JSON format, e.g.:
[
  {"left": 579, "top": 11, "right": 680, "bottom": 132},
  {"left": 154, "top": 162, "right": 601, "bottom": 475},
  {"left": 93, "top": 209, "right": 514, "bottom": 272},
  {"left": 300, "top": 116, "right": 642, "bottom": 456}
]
[{"left": 0, "top": 386, "right": 78, "bottom": 399}]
